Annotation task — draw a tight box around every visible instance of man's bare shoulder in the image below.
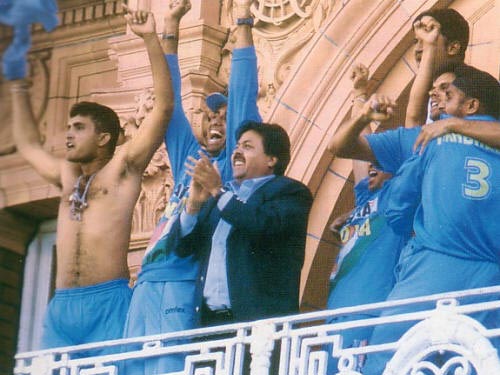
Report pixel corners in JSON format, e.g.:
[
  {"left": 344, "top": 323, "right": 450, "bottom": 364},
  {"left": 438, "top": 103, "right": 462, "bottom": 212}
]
[
  {"left": 85, "top": 145, "right": 145, "bottom": 199},
  {"left": 106, "top": 141, "right": 145, "bottom": 178},
  {"left": 58, "top": 161, "right": 81, "bottom": 189}
]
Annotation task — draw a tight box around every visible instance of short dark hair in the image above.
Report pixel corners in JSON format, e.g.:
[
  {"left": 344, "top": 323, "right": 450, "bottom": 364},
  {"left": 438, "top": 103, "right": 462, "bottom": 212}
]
[
  {"left": 414, "top": 8, "right": 469, "bottom": 58},
  {"left": 452, "top": 65, "right": 500, "bottom": 119},
  {"left": 236, "top": 121, "right": 291, "bottom": 175},
  {"left": 69, "top": 101, "right": 121, "bottom": 151}
]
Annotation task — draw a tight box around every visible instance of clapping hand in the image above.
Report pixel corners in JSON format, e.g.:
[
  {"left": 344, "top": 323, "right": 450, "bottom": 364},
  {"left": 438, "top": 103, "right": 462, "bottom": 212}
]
[{"left": 185, "top": 151, "right": 223, "bottom": 197}]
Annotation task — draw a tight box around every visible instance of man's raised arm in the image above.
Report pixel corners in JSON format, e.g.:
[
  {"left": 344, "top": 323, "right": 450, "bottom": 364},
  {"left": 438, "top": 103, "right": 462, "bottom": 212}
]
[
  {"left": 349, "top": 63, "right": 371, "bottom": 183},
  {"left": 224, "top": 0, "right": 262, "bottom": 174},
  {"left": 122, "top": 6, "right": 174, "bottom": 172},
  {"left": 10, "top": 80, "right": 63, "bottom": 187},
  {"left": 405, "top": 18, "right": 441, "bottom": 128},
  {"left": 328, "top": 94, "right": 396, "bottom": 162},
  {"left": 233, "top": 0, "right": 254, "bottom": 49}
]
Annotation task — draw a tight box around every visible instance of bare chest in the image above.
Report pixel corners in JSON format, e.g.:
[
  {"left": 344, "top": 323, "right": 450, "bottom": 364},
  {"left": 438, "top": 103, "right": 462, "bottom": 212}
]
[{"left": 62, "top": 175, "right": 110, "bottom": 220}]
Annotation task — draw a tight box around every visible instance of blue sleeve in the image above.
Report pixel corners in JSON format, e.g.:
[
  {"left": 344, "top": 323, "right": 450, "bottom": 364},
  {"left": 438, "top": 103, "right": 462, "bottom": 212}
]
[
  {"left": 365, "top": 127, "right": 421, "bottom": 174},
  {"left": 219, "top": 46, "right": 262, "bottom": 183},
  {"left": 180, "top": 210, "right": 198, "bottom": 237},
  {"left": 164, "top": 54, "right": 200, "bottom": 182},
  {"left": 383, "top": 154, "right": 424, "bottom": 235}
]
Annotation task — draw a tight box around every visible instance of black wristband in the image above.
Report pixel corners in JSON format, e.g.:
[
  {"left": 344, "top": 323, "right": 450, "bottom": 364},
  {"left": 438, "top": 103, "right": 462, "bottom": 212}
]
[
  {"left": 162, "top": 33, "right": 178, "bottom": 40},
  {"left": 236, "top": 17, "right": 254, "bottom": 27}
]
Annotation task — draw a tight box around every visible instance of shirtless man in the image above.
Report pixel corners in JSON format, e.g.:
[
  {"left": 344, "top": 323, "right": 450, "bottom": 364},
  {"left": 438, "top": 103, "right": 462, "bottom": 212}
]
[{"left": 9, "top": 6, "right": 173, "bottom": 353}]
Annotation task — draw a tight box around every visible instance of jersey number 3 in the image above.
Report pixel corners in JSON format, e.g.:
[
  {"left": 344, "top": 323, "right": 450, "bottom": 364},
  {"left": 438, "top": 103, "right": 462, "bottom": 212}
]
[{"left": 462, "top": 157, "right": 491, "bottom": 200}]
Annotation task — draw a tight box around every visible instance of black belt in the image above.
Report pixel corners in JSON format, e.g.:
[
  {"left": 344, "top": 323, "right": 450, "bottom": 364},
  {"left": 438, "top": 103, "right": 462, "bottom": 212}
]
[{"left": 201, "top": 303, "right": 234, "bottom": 326}]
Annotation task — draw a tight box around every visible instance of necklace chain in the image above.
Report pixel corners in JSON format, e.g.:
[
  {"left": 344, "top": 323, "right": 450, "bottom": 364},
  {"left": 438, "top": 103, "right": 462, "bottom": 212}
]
[{"left": 69, "top": 173, "right": 96, "bottom": 221}]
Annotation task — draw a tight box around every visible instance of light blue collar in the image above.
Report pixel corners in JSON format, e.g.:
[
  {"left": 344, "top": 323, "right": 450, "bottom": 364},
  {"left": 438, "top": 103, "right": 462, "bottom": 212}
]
[{"left": 228, "top": 175, "right": 275, "bottom": 203}]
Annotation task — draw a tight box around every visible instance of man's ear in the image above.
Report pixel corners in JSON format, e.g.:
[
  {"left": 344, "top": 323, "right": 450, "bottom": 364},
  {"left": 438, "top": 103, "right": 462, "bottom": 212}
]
[
  {"left": 464, "top": 98, "right": 480, "bottom": 115},
  {"left": 268, "top": 156, "right": 278, "bottom": 170},
  {"left": 447, "top": 41, "right": 462, "bottom": 57},
  {"left": 98, "top": 132, "right": 111, "bottom": 147}
]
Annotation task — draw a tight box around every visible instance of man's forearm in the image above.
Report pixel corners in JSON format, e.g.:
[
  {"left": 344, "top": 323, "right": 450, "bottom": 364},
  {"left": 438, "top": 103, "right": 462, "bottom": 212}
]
[
  {"left": 11, "top": 80, "right": 42, "bottom": 152},
  {"left": 350, "top": 77, "right": 370, "bottom": 183},
  {"left": 234, "top": 1, "right": 254, "bottom": 49},
  {"left": 144, "top": 33, "right": 173, "bottom": 114},
  {"left": 161, "top": 17, "right": 180, "bottom": 55},
  {"left": 451, "top": 119, "right": 500, "bottom": 149},
  {"left": 10, "top": 79, "right": 62, "bottom": 185},
  {"left": 405, "top": 46, "right": 437, "bottom": 128},
  {"left": 328, "top": 112, "right": 374, "bottom": 161}
]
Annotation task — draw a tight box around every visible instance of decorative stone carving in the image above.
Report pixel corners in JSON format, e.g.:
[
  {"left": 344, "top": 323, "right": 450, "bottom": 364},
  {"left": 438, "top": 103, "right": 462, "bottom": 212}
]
[
  {"left": 251, "top": 0, "right": 315, "bottom": 25},
  {"left": 222, "top": 0, "right": 337, "bottom": 116}
]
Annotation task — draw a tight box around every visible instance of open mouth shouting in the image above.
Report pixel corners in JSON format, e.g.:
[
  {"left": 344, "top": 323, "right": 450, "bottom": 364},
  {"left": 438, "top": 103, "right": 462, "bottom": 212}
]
[
  {"left": 232, "top": 152, "right": 245, "bottom": 167},
  {"left": 204, "top": 124, "right": 226, "bottom": 155},
  {"left": 430, "top": 99, "right": 438, "bottom": 111},
  {"left": 207, "top": 129, "right": 224, "bottom": 146}
]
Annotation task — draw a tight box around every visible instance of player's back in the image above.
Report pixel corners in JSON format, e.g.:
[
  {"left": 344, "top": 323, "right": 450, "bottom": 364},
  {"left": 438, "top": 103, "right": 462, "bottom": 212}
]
[{"left": 415, "top": 133, "right": 500, "bottom": 263}]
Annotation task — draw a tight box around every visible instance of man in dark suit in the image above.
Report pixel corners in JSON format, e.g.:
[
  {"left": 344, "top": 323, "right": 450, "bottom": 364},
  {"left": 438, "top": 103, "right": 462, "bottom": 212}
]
[{"left": 171, "top": 120, "right": 313, "bottom": 326}]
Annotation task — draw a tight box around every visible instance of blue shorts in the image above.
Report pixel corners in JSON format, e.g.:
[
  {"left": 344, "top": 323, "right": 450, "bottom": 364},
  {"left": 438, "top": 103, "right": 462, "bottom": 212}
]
[
  {"left": 41, "top": 278, "right": 132, "bottom": 356},
  {"left": 362, "top": 248, "right": 500, "bottom": 375},
  {"left": 123, "top": 279, "right": 199, "bottom": 374}
]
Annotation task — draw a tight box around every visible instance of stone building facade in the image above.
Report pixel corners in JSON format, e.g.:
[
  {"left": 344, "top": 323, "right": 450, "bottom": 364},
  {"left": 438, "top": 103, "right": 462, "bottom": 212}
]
[{"left": 0, "top": 0, "right": 498, "bottom": 372}]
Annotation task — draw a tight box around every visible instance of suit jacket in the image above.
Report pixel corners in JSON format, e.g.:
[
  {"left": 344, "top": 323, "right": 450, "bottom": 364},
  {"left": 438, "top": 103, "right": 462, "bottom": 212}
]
[{"left": 169, "top": 175, "right": 313, "bottom": 323}]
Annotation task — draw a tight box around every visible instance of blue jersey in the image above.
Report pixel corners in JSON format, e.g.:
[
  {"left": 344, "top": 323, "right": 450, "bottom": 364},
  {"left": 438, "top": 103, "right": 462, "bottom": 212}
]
[
  {"left": 386, "top": 115, "right": 500, "bottom": 264},
  {"left": 365, "top": 127, "right": 421, "bottom": 174},
  {"left": 141, "top": 47, "right": 262, "bottom": 274},
  {"left": 327, "top": 178, "right": 409, "bottom": 310},
  {"left": 364, "top": 116, "right": 500, "bottom": 375}
]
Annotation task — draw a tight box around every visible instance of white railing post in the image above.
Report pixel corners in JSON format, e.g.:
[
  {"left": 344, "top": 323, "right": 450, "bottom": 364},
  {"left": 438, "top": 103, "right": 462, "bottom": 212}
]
[
  {"left": 30, "top": 356, "right": 51, "bottom": 375},
  {"left": 249, "top": 322, "right": 275, "bottom": 375}
]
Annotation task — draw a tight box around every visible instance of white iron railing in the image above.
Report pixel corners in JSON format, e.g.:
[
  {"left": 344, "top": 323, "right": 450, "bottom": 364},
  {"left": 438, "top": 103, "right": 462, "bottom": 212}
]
[{"left": 14, "top": 286, "right": 500, "bottom": 375}]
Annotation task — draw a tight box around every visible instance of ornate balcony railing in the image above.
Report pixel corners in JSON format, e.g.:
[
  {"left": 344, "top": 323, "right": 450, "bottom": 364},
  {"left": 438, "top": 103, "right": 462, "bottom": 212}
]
[{"left": 14, "top": 286, "right": 500, "bottom": 375}]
